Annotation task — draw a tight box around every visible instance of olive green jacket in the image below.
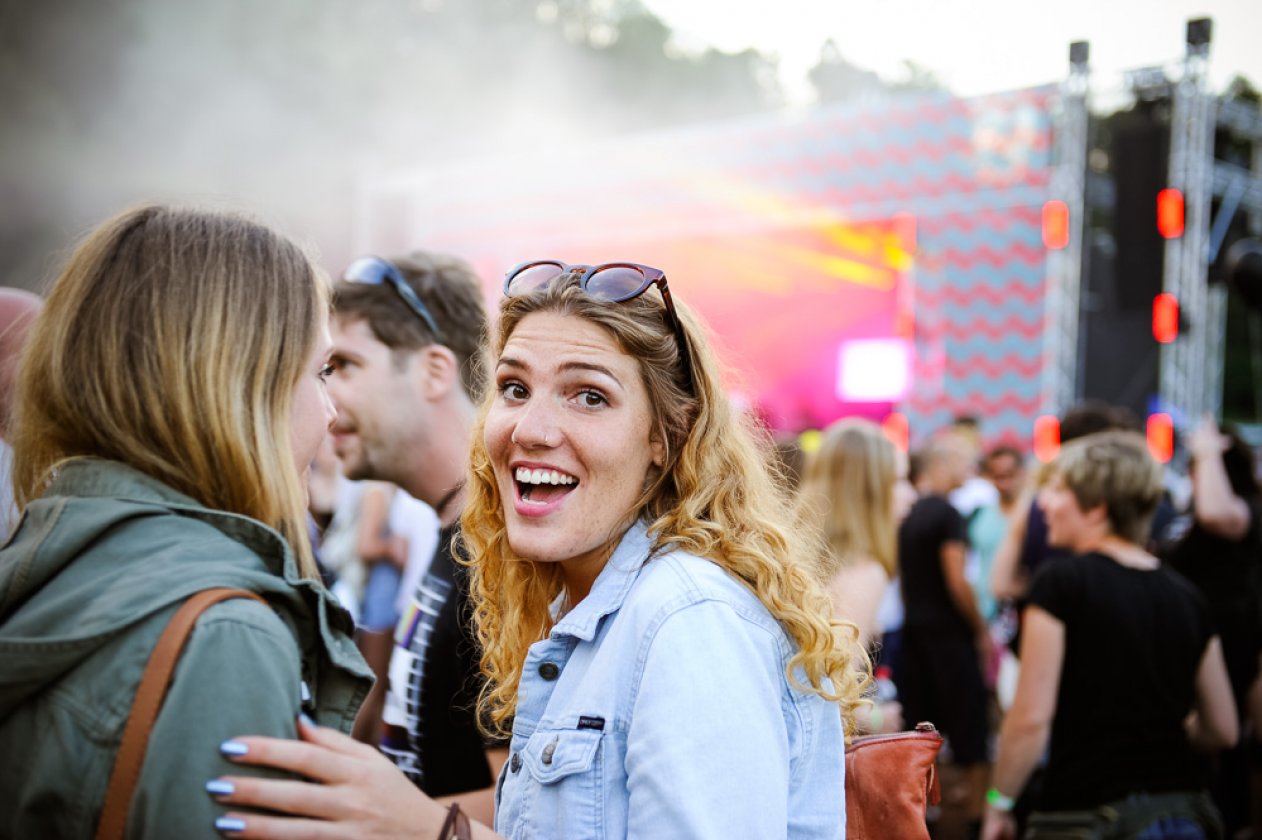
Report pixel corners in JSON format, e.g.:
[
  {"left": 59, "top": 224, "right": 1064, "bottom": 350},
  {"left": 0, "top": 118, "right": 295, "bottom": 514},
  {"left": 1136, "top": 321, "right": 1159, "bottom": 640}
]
[{"left": 0, "top": 459, "right": 373, "bottom": 838}]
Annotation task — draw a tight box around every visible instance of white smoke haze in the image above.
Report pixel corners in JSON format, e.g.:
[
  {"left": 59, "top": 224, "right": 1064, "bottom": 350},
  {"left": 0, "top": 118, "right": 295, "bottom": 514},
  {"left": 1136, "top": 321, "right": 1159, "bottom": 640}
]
[{"left": 0, "top": 0, "right": 792, "bottom": 286}]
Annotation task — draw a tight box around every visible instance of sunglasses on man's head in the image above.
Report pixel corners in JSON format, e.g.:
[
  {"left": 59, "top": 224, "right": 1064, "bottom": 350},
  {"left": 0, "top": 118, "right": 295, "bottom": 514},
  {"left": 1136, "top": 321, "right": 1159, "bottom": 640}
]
[
  {"left": 503, "top": 260, "right": 694, "bottom": 393},
  {"left": 343, "top": 256, "right": 444, "bottom": 341}
]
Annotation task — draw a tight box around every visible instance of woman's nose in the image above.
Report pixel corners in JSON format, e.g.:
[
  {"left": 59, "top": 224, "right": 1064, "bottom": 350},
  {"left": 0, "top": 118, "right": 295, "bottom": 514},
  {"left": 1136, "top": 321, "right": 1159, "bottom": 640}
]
[{"left": 510, "top": 401, "right": 559, "bottom": 449}]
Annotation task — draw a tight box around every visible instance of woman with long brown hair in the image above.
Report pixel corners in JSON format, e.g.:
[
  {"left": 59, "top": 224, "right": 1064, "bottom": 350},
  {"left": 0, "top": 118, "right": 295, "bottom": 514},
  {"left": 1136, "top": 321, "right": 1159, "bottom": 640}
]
[{"left": 0, "top": 205, "right": 371, "bottom": 837}]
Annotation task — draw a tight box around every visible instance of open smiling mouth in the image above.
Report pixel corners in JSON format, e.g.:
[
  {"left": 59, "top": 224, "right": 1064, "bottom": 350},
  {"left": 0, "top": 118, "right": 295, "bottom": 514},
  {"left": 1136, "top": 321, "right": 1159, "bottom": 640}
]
[{"left": 515, "top": 466, "right": 579, "bottom": 504}]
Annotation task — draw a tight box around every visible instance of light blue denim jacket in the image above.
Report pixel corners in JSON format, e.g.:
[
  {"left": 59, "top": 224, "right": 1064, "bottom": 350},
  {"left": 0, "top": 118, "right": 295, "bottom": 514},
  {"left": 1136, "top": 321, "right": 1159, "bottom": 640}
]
[{"left": 494, "top": 521, "right": 845, "bottom": 840}]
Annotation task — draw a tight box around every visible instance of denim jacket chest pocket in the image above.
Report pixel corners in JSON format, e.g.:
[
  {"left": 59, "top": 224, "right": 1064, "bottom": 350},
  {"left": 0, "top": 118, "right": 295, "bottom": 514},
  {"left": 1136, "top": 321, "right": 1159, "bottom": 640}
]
[{"left": 506, "top": 726, "right": 607, "bottom": 840}]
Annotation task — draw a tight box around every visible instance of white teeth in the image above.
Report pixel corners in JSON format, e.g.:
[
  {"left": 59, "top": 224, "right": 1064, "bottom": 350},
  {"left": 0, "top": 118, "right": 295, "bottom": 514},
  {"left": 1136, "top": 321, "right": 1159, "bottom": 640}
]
[{"left": 514, "top": 466, "right": 576, "bottom": 486}]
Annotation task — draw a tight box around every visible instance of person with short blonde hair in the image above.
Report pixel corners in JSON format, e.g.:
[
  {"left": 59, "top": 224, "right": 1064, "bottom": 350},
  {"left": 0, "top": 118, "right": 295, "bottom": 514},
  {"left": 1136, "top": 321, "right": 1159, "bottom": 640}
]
[
  {"left": 983, "top": 431, "right": 1237, "bottom": 840},
  {"left": 1052, "top": 431, "right": 1164, "bottom": 546},
  {"left": 0, "top": 205, "right": 372, "bottom": 838}
]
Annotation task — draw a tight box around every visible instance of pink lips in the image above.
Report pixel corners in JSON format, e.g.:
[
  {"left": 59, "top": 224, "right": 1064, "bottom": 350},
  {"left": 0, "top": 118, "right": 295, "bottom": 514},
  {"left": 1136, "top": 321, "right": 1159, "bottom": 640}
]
[{"left": 510, "top": 462, "right": 577, "bottom": 519}]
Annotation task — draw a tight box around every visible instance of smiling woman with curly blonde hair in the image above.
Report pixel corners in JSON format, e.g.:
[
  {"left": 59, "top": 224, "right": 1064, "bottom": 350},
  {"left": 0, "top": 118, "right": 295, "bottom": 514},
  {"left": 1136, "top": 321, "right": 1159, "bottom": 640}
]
[
  {"left": 204, "top": 261, "right": 867, "bottom": 840},
  {"left": 456, "top": 264, "right": 866, "bottom": 838}
]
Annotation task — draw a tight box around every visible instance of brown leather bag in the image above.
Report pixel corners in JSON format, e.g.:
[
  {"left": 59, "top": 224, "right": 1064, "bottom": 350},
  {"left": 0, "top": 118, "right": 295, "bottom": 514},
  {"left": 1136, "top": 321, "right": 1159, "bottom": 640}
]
[
  {"left": 95, "top": 588, "right": 266, "bottom": 840},
  {"left": 844, "top": 721, "right": 944, "bottom": 840}
]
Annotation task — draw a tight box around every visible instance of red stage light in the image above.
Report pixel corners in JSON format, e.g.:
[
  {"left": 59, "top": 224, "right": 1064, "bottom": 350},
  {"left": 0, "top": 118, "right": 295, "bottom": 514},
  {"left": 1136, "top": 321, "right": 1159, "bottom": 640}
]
[
  {"left": 1042, "top": 201, "right": 1069, "bottom": 250},
  {"left": 1157, "top": 189, "right": 1184, "bottom": 239},
  {"left": 1147, "top": 414, "right": 1173, "bottom": 463},
  {"left": 1152, "top": 293, "right": 1179, "bottom": 343},
  {"left": 881, "top": 412, "right": 909, "bottom": 453},
  {"left": 1033, "top": 415, "right": 1060, "bottom": 463}
]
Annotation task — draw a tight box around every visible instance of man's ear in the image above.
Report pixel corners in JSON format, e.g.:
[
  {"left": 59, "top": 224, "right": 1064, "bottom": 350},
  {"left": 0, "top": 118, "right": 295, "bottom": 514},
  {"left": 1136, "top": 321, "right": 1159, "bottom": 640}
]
[{"left": 418, "top": 345, "right": 460, "bottom": 400}]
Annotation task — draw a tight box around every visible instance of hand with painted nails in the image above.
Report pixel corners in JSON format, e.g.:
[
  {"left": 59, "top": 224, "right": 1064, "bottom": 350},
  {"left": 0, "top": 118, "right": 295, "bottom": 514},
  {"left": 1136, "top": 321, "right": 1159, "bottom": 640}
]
[{"left": 209, "top": 716, "right": 498, "bottom": 839}]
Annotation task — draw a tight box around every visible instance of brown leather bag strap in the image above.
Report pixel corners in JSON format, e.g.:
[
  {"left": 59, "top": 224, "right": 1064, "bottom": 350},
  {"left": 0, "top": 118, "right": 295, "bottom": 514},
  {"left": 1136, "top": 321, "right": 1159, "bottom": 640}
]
[
  {"left": 436, "top": 803, "right": 473, "bottom": 840},
  {"left": 95, "top": 588, "right": 266, "bottom": 840}
]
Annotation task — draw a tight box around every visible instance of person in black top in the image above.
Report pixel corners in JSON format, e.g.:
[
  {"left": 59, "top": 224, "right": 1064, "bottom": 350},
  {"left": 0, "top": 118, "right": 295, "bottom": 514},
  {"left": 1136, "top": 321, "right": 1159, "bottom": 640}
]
[
  {"left": 991, "top": 401, "right": 1123, "bottom": 605},
  {"left": 897, "top": 433, "right": 992, "bottom": 837},
  {"left": 983, "top": 431, "right": 1238, "bottom": 840},
  {"left": 322, "top": 252, "right": 508, "bottom": 821},
  {"left": 1166, "top": 416, "right": 1262, "bottom": 835}
]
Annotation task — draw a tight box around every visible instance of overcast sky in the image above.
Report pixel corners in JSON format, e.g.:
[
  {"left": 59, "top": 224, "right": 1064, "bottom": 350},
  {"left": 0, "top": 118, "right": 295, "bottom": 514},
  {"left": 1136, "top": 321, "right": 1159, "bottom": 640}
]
[{"left": 641, "top": 0, "right": 1261, "bottom": 101}]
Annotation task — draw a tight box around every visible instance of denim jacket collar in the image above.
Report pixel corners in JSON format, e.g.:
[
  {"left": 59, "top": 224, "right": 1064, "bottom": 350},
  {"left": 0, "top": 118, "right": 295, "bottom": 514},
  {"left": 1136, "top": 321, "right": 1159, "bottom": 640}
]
[{"left": 549, "top": 519, "right": 655, "bottom": 643}]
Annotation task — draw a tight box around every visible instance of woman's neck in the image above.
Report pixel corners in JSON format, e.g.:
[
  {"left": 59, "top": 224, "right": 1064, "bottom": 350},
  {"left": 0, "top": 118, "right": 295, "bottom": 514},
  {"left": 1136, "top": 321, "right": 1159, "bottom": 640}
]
[{"left": 1085, "top": 534, "right": 1159, "bottom": 570}]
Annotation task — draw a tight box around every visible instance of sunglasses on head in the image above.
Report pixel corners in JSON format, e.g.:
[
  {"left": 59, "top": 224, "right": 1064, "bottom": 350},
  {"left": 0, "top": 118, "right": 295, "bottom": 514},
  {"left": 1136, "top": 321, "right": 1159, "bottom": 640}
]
[
  {"left": 503, "top": 260, "right": 694, "bottom": 393},
  {"left": 343, "top": 256, "right": 444, "bottom": 341}
]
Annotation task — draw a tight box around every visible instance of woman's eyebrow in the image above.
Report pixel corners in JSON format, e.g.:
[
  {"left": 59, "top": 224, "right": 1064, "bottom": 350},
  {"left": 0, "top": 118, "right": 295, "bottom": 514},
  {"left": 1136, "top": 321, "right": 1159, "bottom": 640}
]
[
  {"left": 496, "top": 357, "right": 623, "bottom": 386},
  {"left": 558, "top": 360, "right": 622, "bottom": 384}
]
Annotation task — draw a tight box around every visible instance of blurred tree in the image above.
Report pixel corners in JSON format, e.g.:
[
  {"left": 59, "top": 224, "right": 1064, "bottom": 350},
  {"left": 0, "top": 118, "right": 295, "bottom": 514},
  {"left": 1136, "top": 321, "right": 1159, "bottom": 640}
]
[
  {"left": 808, "top": 40, "right": 882, "bottom": 104},
  {"left": 1223, "top": 74, "right": 1260, "bottom": 103},
  {"left": 887, "top": 60, "right": 947, "bottom": 95},
  {"left": 578, "top": 12, "right": 781, "bottom": 124},
  {"left": 808, "top": 41, "right": 947, "bottom": 104}
]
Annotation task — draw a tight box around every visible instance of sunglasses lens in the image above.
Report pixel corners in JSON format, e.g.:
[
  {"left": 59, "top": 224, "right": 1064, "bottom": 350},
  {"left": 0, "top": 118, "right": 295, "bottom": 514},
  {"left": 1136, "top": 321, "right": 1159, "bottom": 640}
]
[
  {"left": 343, "top": 257, "right": 387, "bottom": 285},
  {"left": 585, "top": 266, "right": 648, "bottom": 302},
  {"left": 508, "top": 262, "right": 566, "bottom": 295}
]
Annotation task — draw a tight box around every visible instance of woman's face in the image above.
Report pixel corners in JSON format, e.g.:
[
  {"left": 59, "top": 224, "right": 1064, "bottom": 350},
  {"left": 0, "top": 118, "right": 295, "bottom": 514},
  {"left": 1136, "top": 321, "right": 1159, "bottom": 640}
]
[
  {"left": 290, "top": 319, "right": 337, "bottom": 482},
  {"left": 485, "top": 311, "right": 664, "bottom": 590},
  {"left": 1038, "top": 472, "right": 1098, "bottom": 550}
]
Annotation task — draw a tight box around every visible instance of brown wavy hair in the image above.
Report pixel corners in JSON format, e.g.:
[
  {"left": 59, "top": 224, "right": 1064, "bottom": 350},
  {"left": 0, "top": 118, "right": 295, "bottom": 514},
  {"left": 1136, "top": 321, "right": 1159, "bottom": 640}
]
[
  {"left": 11, "top": 205, "right": 327, "bottom": 577},
  {"left": 460, "top": 274, "right": 869, "bottom": 738}
]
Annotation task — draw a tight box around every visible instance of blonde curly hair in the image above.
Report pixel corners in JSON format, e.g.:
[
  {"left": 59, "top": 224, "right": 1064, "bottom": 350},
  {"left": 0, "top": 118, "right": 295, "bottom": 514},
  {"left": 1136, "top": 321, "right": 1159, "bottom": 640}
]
[{"left": 460, "top": 274, "right": 869, "bottom": 738}]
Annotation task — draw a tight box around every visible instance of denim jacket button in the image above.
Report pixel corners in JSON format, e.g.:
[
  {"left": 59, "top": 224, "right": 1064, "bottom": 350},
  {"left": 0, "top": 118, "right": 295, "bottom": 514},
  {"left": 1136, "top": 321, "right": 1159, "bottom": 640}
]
[
  {"left": 538, "top": 661, "right": 560, "bottom": 681},
  {"left": 510, "top": 752, "right": 522, "bottom": 773},
  {"left": 541, "top": 738, "right": 558, "bottom": 765}
]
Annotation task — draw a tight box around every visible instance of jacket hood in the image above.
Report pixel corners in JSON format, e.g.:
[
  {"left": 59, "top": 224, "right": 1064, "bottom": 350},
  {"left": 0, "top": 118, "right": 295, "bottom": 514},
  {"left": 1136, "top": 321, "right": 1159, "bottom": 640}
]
[{"left": 0, "top": 458, "right": 350, "bottom": 718}]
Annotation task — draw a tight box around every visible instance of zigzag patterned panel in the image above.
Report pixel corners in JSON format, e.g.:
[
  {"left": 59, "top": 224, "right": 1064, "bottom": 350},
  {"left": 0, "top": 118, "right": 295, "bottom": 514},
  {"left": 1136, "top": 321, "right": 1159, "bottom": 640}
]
[{"left": 372, "top": 86, "right": 1058, "bottom": 449}]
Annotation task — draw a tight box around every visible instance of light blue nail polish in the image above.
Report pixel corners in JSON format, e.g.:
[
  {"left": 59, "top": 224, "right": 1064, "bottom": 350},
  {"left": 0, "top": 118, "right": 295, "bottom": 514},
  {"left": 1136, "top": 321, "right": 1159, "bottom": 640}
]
[
  {"left": 215, "top": 816, "right": 247, "bottom": 833},
  {"left": 219, "top": 740, "right": 248, "bottom": 757},
  {"left": 298, "top": 712, "right": 316, "bottom": 729},
  {"left": 205, "top": 779, "right": 235, "bottom": 796}
]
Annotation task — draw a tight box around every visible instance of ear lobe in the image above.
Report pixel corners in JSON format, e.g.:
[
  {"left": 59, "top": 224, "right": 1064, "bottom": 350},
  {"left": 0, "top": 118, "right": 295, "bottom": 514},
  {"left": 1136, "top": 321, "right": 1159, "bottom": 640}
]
[{"left": 649, "top": 435, "right": 666, "bottom": 468}]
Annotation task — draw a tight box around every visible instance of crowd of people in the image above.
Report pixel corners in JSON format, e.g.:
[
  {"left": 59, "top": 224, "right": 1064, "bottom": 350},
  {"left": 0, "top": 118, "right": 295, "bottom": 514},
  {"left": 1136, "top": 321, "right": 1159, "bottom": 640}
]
[{"left": 0, "top": 204, "right": 1258, "bottom": 840}]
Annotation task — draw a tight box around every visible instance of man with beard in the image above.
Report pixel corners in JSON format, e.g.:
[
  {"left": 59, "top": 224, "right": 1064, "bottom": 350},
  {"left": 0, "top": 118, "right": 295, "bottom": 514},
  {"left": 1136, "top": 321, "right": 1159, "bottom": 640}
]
[{"left": 326, "top": 252, "right": 504, "bottom": 821}]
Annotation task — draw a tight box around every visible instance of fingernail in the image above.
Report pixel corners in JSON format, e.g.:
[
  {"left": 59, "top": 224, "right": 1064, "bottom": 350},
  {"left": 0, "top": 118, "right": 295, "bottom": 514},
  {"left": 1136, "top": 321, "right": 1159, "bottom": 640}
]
[
  {"left": 298, "top": 712, "right": 316, "bottom": 729},
  {"left": 205, "top": 779, "right": 235, "bottom": 796},
  {"left": 219, "top": 740, "right": 248, "bottom": 757},
  {"left": 215, "top": 816, "right": 247, "bottom": 833}
]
